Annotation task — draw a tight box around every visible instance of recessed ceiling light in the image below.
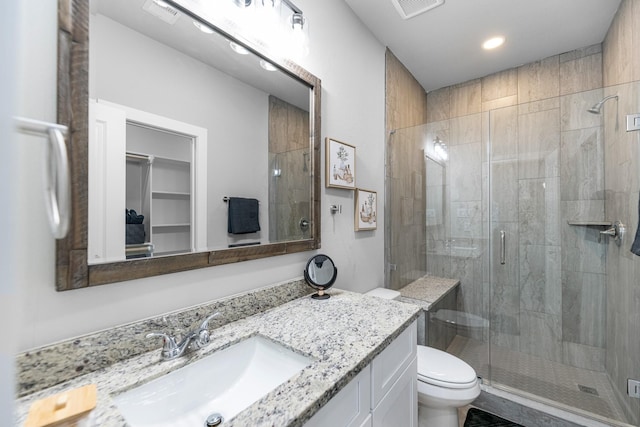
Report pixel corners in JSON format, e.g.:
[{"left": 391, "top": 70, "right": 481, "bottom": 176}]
[
  {"left": 193, "top": 21, "right": 214, "bottom": 34},
  {"left": 482, "top": 36, "right": 505, "bottom": 50},
  {"left": 229, "top": 41, "right": 250, "bottom": 55}
]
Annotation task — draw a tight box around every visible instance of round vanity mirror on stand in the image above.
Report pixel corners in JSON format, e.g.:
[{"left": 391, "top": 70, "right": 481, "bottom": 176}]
[{"left": 304, "top": 254, "right": 337, "bottom": 300}]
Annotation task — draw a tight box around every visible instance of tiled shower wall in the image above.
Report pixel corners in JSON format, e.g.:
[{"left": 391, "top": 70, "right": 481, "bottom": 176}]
[
  {"left": 385, "top": 49, "right": 428, "bottom": 290},
  {"left": 424, "top": 44, "right": 608, "bottom": 369},
  {"left": 602, "top": 0, "right": 640, "bottom": 424},
  {"left": 268, "top": 96, "right": 311, "bottom": 242}
]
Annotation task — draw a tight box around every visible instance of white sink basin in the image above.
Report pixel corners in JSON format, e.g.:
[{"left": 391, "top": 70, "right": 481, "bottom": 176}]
[{"left": 113, "top": 336, "right": 313, "bottom": 426}]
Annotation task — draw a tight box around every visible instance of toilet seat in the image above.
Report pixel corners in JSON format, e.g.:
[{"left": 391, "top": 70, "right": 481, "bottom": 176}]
[{"left": 416, "top": 345, "right": 478, "bottom": 389}]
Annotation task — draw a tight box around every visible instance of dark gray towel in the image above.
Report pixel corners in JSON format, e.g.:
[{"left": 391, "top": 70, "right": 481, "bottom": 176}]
[
  {"left": 228, "top": 197, "right": 260, "bottom": 234},
  {"left": 631, "top": 191, "right": 640, "bottom": 256}
]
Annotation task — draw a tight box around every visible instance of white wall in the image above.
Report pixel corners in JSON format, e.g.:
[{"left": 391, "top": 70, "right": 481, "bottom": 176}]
[
  {"left": 14, "top": 0, "right": 385, "bottom": 351},
  {"left": 1, "top": 0, "right": 18, "bottom": 421},
  {"left": 92, "top": 15, "right": 270, "bottom": 249}
]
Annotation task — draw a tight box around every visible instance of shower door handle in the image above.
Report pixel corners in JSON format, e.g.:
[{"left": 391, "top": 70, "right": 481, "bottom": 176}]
[{"left": 500, "top": 230, "right": 506, "bottom": 265}]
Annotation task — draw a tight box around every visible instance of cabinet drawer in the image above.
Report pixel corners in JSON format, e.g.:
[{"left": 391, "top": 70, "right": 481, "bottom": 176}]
[
  {"left": 371, "top": 320, "right": 417, "bottom": 408},
  {"left": 304, "top": 366, "right": 371, "bottom": 427}
]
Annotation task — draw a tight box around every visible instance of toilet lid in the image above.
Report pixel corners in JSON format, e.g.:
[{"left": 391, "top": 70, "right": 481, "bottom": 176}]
[{"left": 417, "top": 346, "right": 478, "bottom": 389}]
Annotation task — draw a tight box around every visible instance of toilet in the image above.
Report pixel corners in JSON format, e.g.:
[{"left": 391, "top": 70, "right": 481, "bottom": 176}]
[{"left": 366, "top": 288, "right": 481, "bottom": 427}]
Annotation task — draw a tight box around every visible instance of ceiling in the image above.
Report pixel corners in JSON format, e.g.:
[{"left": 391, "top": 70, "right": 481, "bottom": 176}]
[{"left": 344, "top": 0, "right": 621, "bottom": 92}]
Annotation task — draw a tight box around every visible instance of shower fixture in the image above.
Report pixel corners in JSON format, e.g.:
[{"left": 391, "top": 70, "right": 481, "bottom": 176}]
[{"left": 587, "top": 95, "right": 618, "bottom": 114}]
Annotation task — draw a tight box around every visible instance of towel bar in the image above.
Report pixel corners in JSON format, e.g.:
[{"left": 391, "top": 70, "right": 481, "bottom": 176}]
[{"left": 14, "top": 117, "right": 70, "bottom": 239}]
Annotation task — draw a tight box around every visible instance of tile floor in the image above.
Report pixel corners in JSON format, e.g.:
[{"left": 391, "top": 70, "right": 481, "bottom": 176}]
[{"left": 446, "top": 335, "right": 630, "bottom": 426}]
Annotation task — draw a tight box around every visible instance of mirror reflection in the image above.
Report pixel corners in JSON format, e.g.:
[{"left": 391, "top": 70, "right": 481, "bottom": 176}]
[{"left": 88, "top": 0, "right": 313, "bottom": 264}]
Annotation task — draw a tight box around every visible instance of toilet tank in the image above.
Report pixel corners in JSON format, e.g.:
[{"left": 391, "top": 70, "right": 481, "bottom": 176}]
[{"left": 365, "top": 288, "right": 401, "bottom": 300}]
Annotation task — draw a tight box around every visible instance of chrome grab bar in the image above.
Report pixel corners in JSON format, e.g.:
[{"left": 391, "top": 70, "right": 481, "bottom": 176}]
[
  {"left": 15, "top": 117, "right": 70, "bottom": 239},
  {"left": 500, "top": 230, "right": 506, "bottom": 265}
]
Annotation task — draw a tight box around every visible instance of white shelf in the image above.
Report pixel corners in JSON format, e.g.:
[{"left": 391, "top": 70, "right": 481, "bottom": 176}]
[
  {"left": 152, "top": 223, "right": 191, "bottom": 229},
  {"left": 152, "top": 191, "right": 190, "bottom": 199}
]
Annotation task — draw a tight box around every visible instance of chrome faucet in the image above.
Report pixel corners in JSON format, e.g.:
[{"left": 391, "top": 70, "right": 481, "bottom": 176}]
[{"left": 147, "top": 312, "right": 221, "bottom": 360}]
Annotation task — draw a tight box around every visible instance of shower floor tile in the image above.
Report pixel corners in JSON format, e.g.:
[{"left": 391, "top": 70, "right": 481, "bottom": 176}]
[{"left": 447, "top": 335, "right": 630, "bottom": 426}]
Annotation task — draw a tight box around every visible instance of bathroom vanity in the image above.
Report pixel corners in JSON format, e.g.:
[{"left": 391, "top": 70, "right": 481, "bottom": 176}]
[{"left": 15, "top": 282, "right": 420, "bottom": 426}]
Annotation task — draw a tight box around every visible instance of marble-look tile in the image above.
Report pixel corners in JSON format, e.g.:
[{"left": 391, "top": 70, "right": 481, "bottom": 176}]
[
  {"left": 489, "top": 106, "right": 518, "bottom": 161},
  {"left": 562, "top": 342, "right": 605, "bottom": 371},
  {"left": 520, "top": 310, "right": 562, "bottom": 362},
  {"left": 450, "top": 200, "right": 482, "bottom": 239},
  {"left": 490, "top": 281, "right": 520, "bottom": 337},
  {"left": 561, "top": 199, "right": 605, "bottom": 223},
  {"left": 560, "top": 202, "right": 606, "bottom": 275},
  {"left": 560, "top": 90, "right": 603, "bottom": 131},
  {"left": 518, "top": 97, "right": 560, "bottom": 114},
  {"left": 603, "top": 0, "right": 636, "bottom": 86},
  {"left": 562, "top": 271, "right": 606, "bottom": 348},
  {"left": 559, "top": 52, "right": 602, "bottom": 95},
  {"left": 482, "top": 95, "right": 519, "bottom": 112},
  {"left": 517, "top": 107, "right": 560, "bottom": 179},
  {"left": 450, "top": 79, "right": 481, "bottom": 117},
  {"left": 482, "top": 68, "right": 518, "bottom": 102},
  {"left": 518, "top": 56, "right": 560, "bottom": 103},
  {"left": 559, "top": 44, "right": 602, "bottom": 63},
  {"left": 519, "top": 244, "right": 561, "bottom": 316},
  {"left": 490, "top": 160, "right": 518, "bottom": 222},
  {"left": 519, "top": 178, "right": 561, "bottom": 246},
  {"left": 427, "top": 87, "right": 451, "bottom": 122},
  {"left": 560, "top": 127, "right": 604, "bottom": 201},
  {"left": 449, "top": 142, "right": 482, "bottom": 202},
  {"left": 449, "top": 113, "right": 481, "bottom": 146}
]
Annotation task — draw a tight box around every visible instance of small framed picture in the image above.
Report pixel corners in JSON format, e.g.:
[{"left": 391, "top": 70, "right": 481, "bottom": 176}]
[
  {"left": 326, "top": 138, "right": 356, "bottom": 189},
  {"left": 355, "top": 188, "right": 377, "bottom": 231}
]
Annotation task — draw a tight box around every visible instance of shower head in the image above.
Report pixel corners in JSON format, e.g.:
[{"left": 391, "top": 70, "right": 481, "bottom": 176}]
[{"left": 587, "top": 95, "right": 618, "bottom": 114}]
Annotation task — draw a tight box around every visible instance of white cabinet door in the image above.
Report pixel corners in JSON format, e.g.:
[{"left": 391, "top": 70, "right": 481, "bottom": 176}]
[
  {"left": 304, "top": 367, "right": 371, "bottom": 427},
  {"left": 372, "top": 357, "right": 417, "bottom": 427},
  {"left": 371, "top": 321, "right": 417, "bottom": 408}
]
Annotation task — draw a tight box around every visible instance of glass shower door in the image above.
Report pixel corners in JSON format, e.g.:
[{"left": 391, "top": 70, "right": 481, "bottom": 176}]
[{"left": 487, "top": 101, "right": 634, "bottom": 426}]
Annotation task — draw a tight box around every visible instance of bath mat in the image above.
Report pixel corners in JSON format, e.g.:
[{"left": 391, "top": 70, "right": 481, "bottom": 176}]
[{"left": 464, "top": 408, "right": 523, "bottom": 427}]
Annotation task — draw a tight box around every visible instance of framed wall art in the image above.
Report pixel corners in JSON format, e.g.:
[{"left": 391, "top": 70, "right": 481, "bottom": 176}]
[
  {"left": 355, "top": 188, "right": 377, "bottom": 231},
  {"left": 326, "top": 138, "right": 356, "bottom": 189}
]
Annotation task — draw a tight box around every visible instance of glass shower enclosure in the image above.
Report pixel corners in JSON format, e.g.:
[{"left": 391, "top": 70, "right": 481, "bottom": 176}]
[{"left": 386, "top": 98, "right": 638, "bottom": 426}]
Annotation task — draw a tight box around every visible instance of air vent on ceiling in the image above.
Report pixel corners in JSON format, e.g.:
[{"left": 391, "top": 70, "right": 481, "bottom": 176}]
[
  {"left": 142, "top": 0, "right": 180, "bottom": 25},
  {"left": 390, "top": 0, "right": 445, "bottom": 20}
]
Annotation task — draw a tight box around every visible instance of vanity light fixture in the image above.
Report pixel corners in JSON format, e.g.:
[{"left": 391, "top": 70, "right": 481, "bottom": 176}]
[
  {"left": 482, "top": 36, "right": 505, "bottom": 50},
  {"left": 193, "top": 21, "right": 215, "bottom": 34},
  {"left": 230, "top": 41, "right": 250, "bottom": 55},
  {"left": 433, "top": 137, "right": 448, "bottom": 161},
  {"left": 152, "top": 0, "right": 171, "bottom": 8},
  {"left": 260, "top": 59, "right": 277, "bottom": 71},
  {"left": 227, "top": 0, "right": 310, "bottom": 58}
]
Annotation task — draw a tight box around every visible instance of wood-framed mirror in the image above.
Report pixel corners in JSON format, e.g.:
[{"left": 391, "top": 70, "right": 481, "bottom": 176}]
[{"left": 56, "top": 0, "right": 321, "bottom": 290}]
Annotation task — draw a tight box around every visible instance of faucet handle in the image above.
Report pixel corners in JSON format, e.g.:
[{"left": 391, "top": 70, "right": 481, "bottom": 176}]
[
  {"left": 146, "top": 332, "right": 180, "bottom": 359},
  {"left": 195, "top": 312, "right": 222, "bottom": 348},
  {"left": 199, "top": 312, "right": 222, "bottom": 330}
]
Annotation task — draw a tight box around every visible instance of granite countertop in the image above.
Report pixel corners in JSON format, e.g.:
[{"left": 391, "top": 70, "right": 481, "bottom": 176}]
[
  {"left": 398, "top": 275, "right": 460, "bottom": 310},
  {"left": 15, "top": 290, "right": 420, "bottom": 427}
]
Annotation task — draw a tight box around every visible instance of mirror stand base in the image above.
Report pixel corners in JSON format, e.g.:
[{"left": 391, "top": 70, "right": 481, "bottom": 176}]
[{"left": 311, "top": 291, "right": 330, "bottom": 300}]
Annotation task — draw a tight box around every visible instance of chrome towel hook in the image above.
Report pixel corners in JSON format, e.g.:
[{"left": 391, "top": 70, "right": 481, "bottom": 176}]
[{"left": 15, "top": 117, "right": 71, "bottom": 239}]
